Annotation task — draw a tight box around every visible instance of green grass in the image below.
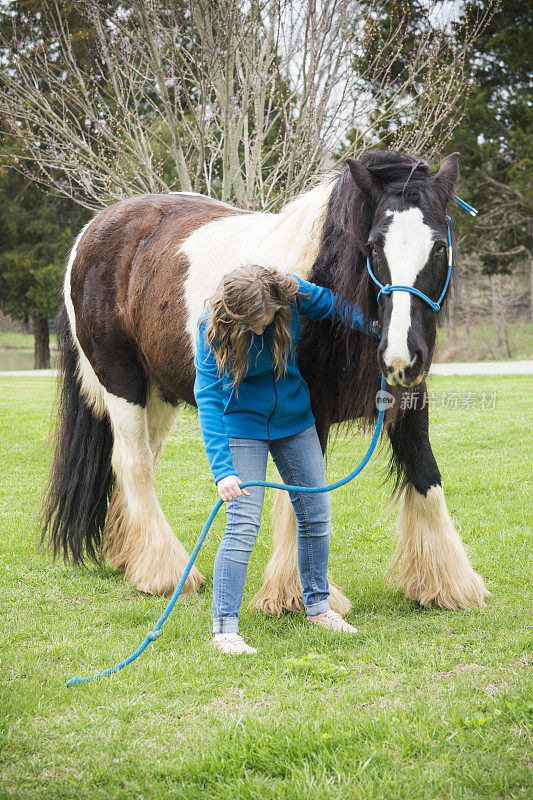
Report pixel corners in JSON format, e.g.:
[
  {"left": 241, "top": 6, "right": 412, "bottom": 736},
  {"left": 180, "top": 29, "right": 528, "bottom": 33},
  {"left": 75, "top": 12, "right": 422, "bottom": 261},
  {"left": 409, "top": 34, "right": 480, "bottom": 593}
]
[
  {"left": 0, "top": 375, "right": 531, "bottom": 800},
  {"left": 434, "top": 321, "right": 533, "bottom": 363},
  {"left": 0, "top": 332, "right": 58, "bottom": 371},
  {"left": 0, "top": 331, "right": 38, "bottom": 350},
  {"left": 0, "top": 332, "right": 58, "bottom": 352}
]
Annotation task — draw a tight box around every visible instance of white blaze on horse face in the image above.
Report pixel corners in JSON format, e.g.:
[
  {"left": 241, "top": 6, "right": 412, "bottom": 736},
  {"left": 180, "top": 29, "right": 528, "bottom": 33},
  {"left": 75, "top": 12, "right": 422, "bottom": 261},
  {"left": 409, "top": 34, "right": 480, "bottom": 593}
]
[{"left": 382, "top": 207, "right": 434, "bottom": 366}]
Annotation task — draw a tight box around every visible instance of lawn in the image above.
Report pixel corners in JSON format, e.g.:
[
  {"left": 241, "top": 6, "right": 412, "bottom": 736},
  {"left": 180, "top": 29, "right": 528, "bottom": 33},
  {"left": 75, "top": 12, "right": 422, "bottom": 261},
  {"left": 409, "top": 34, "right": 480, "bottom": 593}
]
[
  {"left": 0, "top": 374, "right": 531, "bottom": 800},
  {"left": 0, "top": 332, "right": 58, "bottom": 372},
  {"left": 433, "top": 322, "right": 533, "bottom": 363}
]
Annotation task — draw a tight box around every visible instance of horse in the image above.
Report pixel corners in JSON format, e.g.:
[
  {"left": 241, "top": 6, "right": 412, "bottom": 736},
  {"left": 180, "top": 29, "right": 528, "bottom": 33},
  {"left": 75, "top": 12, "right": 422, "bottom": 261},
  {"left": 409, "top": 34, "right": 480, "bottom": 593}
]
[{"left": 42, "top": 149, "right": 489, "bottom": 613}]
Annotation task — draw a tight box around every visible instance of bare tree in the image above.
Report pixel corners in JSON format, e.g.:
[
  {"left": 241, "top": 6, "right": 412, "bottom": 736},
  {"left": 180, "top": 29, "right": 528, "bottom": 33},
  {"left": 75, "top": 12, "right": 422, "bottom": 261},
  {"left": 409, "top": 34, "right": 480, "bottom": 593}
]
[
  {"left": 1, "top": 0, "right": 495, "bottom": 211},
  {"left": 473, "top": 173, "right": 532, "bottom": 331}
]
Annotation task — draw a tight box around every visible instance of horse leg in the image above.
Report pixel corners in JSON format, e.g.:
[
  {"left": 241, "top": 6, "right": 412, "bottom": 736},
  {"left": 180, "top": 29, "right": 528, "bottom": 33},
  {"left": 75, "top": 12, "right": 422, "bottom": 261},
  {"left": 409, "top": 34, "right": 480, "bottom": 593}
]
[
  {"left": 101, "top": 389, "right": 204, "bottom": 596},
  {"left": 146, "top": 383, "right": 181, "bottom": 466},
  {"left": 387, "top": 394, "right": 489, "bottom": 609},
  {"left": 250, "top": 488, "right": 303, "bottom": 615},
  {"left": 251, "top": 478, "right": 352, "bottom": 617}
]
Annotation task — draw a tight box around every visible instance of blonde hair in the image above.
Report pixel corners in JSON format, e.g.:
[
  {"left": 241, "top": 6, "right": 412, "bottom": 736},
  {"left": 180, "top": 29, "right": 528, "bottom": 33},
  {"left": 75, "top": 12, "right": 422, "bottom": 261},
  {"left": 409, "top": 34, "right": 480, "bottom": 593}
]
[{"left": 205, "top": 265, "right": 300, "bottom": 393}]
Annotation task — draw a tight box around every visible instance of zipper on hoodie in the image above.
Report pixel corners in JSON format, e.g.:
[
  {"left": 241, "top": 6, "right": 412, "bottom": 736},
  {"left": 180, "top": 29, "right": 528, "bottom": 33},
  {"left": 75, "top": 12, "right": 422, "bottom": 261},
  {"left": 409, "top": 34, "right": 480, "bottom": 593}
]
[{"left": 264, "top": 336, "right": 278, "bottom": 439}]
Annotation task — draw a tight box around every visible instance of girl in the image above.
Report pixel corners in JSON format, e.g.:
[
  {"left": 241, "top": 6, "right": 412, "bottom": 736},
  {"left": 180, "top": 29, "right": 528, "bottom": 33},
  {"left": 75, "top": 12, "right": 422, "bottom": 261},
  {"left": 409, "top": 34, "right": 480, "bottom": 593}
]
[{"left": 194, "top": 265, "right": 380, "bottom": 655}]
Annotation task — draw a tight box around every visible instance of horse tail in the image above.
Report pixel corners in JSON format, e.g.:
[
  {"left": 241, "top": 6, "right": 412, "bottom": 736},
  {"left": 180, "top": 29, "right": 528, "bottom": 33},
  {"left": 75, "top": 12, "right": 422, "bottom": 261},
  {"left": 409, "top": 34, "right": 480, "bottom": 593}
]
[{"left": 41, "top": 305, "right": 114, "bottom": 565}]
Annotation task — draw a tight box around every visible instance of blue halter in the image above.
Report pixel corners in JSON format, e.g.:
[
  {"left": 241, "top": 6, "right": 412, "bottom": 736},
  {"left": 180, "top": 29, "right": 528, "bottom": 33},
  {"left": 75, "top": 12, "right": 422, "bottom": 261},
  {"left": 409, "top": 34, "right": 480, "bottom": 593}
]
[{"left": 366, "top": 196, "right": 477, "bottom": 313}]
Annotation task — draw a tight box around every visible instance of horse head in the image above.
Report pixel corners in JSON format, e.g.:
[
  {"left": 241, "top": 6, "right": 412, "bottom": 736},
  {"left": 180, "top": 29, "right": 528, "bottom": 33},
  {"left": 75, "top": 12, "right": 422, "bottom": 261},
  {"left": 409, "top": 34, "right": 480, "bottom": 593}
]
[{"left": 346, "top": 152, "right": 459, "bottom": 388}]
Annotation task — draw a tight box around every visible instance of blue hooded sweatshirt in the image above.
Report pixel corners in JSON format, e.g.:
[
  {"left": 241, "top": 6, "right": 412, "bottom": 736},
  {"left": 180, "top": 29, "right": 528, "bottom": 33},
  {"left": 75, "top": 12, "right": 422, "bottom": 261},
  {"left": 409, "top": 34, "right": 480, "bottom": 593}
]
[{"left": 194, "top": 273, "right": 377, "bottom": 484}]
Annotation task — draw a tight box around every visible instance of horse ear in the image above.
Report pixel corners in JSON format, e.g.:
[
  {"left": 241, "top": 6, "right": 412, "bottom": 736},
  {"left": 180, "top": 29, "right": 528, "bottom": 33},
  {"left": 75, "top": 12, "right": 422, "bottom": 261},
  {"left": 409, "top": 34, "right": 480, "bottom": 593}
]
[
  {"left": 429, "top": 153, "right": 459, "bottom": 204},
  {"left": 345, "top": 158, "right": 382, "bottom": 204}
]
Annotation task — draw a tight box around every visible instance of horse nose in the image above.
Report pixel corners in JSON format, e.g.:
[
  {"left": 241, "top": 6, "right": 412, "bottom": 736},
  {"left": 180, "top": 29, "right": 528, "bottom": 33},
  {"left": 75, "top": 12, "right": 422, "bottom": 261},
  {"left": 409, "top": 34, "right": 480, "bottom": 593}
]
[
  {"left": 387, "top": 357, "right": 409, "bottom": 385},
  {"left": 381, "top": 353, "right": 425, "bottom": 387}
]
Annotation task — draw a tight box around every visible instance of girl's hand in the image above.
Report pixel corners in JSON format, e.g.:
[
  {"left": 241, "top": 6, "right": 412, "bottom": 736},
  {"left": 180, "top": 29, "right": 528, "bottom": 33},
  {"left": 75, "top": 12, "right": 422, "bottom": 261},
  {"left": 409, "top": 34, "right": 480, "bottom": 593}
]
[{"left": 217, "top": 475, "right": 251, "bottom": 502}]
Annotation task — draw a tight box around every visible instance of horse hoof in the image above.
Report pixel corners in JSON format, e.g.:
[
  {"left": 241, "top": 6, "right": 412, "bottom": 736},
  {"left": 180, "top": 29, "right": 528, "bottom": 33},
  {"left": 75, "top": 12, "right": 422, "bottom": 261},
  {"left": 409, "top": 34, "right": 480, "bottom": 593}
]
[
  {"left": 250, "top": 576, "right": 352, "bottom": 617},
  {"left": 250, "top": 587, "right": 304, "bottom": 616},
  {"left": 132, "top": 564, "right": 205, "bottom": 597},
  {"left": 327, "top": 580, "right": 353, "bottom": 616}
]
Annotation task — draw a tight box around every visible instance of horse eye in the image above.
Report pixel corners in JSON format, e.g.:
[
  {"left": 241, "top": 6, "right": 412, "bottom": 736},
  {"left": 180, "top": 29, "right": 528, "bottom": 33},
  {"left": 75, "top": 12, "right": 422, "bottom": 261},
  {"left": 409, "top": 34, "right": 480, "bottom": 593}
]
[
  {"left": 435, "top": 244, "right": 445, "bottom": 255},
  {"left": 367, "top": 243, "right": 376, "bottom": 255}
]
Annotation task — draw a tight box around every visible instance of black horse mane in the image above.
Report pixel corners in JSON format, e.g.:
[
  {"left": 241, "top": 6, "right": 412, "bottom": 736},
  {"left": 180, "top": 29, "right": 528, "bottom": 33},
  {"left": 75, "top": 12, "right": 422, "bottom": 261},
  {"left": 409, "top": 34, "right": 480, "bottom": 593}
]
[{"left": 300, "top": 150, "right": 454, "bottom": 468}]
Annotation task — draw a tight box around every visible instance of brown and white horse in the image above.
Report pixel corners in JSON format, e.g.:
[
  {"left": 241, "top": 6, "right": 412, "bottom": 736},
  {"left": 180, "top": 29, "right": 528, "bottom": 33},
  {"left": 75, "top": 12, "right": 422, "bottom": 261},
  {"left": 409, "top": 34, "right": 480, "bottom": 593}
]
[{"left": 42, "top": 150, "right": 489, "bottom": 612}]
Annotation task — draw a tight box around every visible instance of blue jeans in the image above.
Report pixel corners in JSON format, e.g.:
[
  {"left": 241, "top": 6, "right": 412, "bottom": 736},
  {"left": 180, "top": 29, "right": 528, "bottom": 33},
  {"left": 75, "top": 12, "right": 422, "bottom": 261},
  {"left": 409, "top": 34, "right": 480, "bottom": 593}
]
[{"left": 212, "top": 424, "right": 331, "bottom": 634}]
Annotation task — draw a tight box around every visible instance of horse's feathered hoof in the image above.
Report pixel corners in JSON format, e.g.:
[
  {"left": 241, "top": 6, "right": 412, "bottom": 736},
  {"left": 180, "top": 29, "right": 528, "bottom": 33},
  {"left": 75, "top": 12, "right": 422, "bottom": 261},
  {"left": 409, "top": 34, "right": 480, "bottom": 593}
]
[
  {"left": 101, "top": 486, "right": 205, "bottom": 597},
  {"left": 387, "top": 485, "right": 490, "bottom": 610},
  {"left": 250, "top": 575, "right": 352, "bottom": 617}
]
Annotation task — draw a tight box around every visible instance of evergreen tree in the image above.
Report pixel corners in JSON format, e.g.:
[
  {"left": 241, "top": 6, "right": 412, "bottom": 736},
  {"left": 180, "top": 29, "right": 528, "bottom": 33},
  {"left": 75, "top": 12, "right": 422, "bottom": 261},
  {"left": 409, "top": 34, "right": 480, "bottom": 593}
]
[
  {"left": 448, "top": 0, "right": 532, "bottom": 280},
  {"left": 0, "top": 156, "right": 88, "bottom": 367},
  {"left": 0, "top": 2, "right": 97, "bottom": 366}
]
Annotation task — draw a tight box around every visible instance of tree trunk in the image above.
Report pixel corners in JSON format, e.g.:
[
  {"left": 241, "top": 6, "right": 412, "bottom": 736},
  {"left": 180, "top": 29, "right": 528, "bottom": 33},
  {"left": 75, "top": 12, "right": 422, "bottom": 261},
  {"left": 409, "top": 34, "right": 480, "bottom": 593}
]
[
  {"left": 454, "top": 271, "right": 461, "bottom": 335},
  {"left": 491, "top": 274, "right": 502, "bottom": 348},
  {"left": 32, "top": 313, "right": 50, "bottom": 369},
  {"left": 530, "top": 255, "right": 533, "bottom": 329},
  {"left": 491, "top": 274, "right": 512, "bottom": 357},
  {"left": 498, "top": 276, "right": 512, "bottom": 358},
  {"left": 465, "top": 272, "right": 471, "bottom": 336},
  {"left": 447, "top": 283, "right": 457, "bottom": 343},
  {"left": 462, "top": 256, "right": 473, "bottom": 336}
]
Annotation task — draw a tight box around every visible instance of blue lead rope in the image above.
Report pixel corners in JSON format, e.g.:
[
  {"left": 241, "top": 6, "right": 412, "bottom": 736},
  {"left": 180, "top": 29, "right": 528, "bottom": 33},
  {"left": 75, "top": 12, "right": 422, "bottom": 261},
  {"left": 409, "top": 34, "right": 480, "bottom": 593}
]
[{"left": 67, "top": 374, "right": 387, "bottom": 686}]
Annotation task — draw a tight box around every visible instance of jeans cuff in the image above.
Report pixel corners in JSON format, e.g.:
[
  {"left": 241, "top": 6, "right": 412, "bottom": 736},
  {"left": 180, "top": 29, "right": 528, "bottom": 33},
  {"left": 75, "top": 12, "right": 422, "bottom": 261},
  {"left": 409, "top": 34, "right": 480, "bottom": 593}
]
[
  {"left": 213, "top": 616, "right": 239, "bottom": 635},
  {"left": 304, "top": 599, "right": 330, "bottom": 617}
]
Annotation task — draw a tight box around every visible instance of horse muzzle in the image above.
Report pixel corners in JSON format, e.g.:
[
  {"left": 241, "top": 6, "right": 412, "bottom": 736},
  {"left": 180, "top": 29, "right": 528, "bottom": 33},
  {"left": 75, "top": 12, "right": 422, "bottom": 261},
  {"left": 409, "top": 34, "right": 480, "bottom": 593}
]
[{"left": 379, "top": 353, "right": 425, "bottom": 388}]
